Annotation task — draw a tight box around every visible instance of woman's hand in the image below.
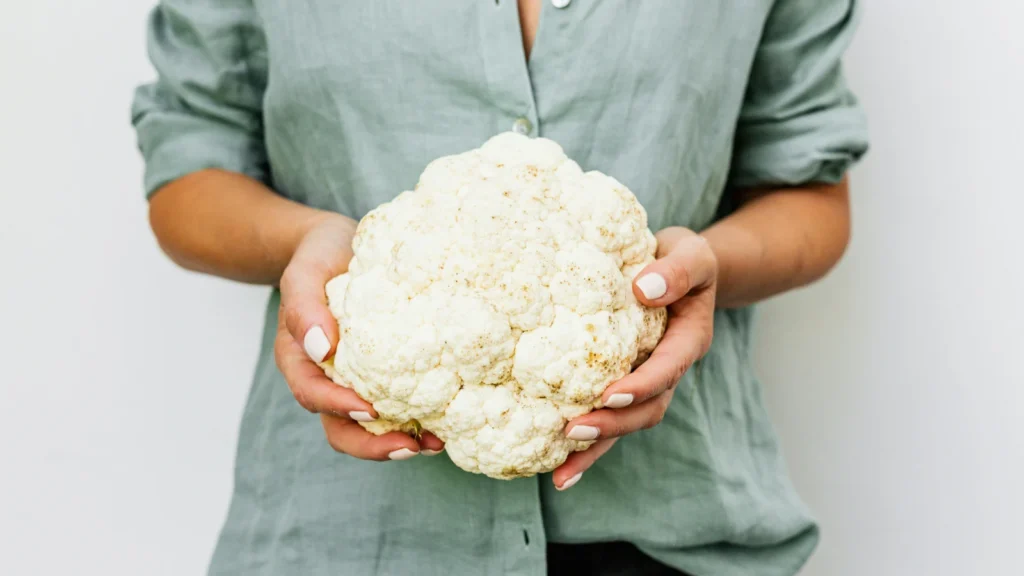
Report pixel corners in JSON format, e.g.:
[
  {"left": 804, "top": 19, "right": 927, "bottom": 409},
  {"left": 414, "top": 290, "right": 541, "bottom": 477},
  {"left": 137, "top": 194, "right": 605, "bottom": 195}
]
[
  {"left": 274, "top": 215, "right": 445, "bottom": 460},
  {"left": 552, "top": 227, "right": 718, "bottom": 490}
]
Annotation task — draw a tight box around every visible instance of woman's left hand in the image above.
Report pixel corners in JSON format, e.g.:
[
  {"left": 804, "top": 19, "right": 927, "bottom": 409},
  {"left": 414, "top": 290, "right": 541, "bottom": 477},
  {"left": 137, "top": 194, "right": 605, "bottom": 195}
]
[{"left": 552, "top": 227, "right": 718, "bottom": 490}]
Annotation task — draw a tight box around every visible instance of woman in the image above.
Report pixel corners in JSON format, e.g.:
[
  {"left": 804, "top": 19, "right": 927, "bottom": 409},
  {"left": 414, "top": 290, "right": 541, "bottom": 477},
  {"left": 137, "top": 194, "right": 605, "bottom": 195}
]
[{"left": 133, "top": 1, "right": 867, "bottom": 574}]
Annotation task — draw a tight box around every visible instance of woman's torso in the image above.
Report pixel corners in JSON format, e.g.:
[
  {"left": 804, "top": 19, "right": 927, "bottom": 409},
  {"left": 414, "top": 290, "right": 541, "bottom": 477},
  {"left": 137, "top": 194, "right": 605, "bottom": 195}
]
[
  {"left": 260, "top": 0, "right": 757, "bottom": 232},
  {"left": 210, "top": 2, "right": 819, "bottom": 575}
]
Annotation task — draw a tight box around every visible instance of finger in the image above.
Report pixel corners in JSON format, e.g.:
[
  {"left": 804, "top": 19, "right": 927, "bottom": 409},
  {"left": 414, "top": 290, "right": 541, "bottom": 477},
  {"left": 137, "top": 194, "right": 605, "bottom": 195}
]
[
  {"left": 275, "top": 325, "right": 378, "bottom": 419},
  {"left": 565, "top": 392, "right": 673, "bottom": 440},
  {"left": 552, "top": 438, "right": 618, "bottom": 490},
  {"left": 631, "top": 234, "right": 716, "bottom": 307},
  {"left": 418, "top": 431, "right": 446, "bottom": 455},
  {"left": 321, "top": 414, "right": 422, "bottom": 461},
  {"left": 600, "top": 297, "right": 714, "bottom": 406}
]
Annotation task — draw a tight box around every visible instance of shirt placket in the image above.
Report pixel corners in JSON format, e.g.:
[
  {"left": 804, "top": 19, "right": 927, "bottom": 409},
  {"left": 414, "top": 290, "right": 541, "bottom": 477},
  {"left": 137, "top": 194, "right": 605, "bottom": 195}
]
[
  {"left": 475, "top": 5, "right": 551, "bottom": 575},
  {"left": 492, "top": 477, "right": 547, "bottom": 576},
  {"left": 477, "top": 0, "right": 541, "bottom": 139}
]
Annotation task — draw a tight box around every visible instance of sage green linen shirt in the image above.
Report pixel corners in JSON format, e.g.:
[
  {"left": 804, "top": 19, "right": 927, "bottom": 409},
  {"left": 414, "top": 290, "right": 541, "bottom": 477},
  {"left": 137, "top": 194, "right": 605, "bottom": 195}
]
[{"left": 132, "top": 1, "right": 868, "bottom": 575}]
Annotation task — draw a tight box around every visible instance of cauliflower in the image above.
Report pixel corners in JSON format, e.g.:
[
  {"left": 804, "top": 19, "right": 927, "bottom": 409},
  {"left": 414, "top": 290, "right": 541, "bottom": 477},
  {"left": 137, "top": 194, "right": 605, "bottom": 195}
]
[{"left": 319, "top": 132, "right": 667, "bottom": 479}]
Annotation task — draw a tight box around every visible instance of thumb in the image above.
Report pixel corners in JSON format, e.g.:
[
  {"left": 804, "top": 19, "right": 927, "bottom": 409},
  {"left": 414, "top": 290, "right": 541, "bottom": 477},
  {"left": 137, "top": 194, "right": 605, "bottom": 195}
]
[
  {"left": 281, "top": 265, "right": 341, "bottom": 364},
  {"left": 280, "top": 221, "right": 354, "bottom": 363},
  {"left": 631, "top": 234, "right": 717, "bottom": 307}
]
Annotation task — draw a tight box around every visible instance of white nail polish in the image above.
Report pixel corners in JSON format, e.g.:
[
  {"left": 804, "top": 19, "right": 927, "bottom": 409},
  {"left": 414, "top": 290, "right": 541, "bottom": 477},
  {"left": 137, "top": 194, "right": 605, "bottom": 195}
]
[
  {"left": 388, "top": 448, "right": 419, "bottom": 461},
  {"left": 559, "top": 472, "right": 583, "bottom": 491},
  {"left": 349, "top": 411, "right": 375, "bottom": 422},
  {"left": 567, "top": 425, "right": 600, "bottom": 441},
  {"left": 421, "top": 449, "right": 443, "bottom": 456},
  {"left": 604, "top": 393, "right": 634, "bottom": 409},
  {"left": 636, "top": 273, "right": 667, "bottom": 300},
  {"left": 303, "top": 325, "right": 331, "bottom": 363}
]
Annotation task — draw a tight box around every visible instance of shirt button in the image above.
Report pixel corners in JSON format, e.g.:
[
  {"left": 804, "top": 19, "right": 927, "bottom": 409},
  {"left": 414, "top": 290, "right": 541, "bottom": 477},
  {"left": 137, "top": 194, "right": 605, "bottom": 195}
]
[
  {"left": 512, "top": 117, "right": 533, "bottom": 135},
  {"left": 552, "top": 0, "right": 571, "bottom": 8}
]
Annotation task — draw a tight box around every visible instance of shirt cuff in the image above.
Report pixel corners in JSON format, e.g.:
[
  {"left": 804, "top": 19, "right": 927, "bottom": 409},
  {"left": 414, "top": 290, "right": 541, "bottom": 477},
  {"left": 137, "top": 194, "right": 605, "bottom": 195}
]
[
  {"left": 133, "top": 97, "right": 268, "bottom": 199},
  {"left": 728, "top": 104, "right": 869, "bottom": 189}
]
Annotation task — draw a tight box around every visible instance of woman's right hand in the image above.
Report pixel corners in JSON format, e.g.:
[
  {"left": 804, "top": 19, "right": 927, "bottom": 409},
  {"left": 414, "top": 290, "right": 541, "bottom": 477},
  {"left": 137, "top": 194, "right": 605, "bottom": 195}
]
[{"left": 275, "top": 215, "right": 445, "bottom": 461}]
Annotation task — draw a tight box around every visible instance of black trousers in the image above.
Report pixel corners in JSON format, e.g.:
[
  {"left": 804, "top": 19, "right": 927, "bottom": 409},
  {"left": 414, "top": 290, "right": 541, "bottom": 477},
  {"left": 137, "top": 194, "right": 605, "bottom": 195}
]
[{"left": 546, "top": 542, "right": 691, "bottom": 576}]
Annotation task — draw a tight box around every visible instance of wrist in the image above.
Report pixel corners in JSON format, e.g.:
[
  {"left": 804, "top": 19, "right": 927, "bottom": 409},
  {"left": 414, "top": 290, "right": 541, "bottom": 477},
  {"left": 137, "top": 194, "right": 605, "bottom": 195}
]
[
  {"left": 304, "top": 210, "right": 357, "bottom": 241},
  {"left": 699, "top": 223, "right": 764, "bottom": 308},
  {"left": 284, "top": 209, "right": 355, "bottom": 257}
]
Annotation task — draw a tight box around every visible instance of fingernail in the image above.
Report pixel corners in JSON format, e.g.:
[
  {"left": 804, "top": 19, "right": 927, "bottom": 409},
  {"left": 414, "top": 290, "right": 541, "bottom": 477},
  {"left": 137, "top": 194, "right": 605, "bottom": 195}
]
[
  {"left": 567, "top": 425, "right": 600, "bottom": 441},
  {"left": 303, "top": 325, "right": 331, "bottom": 363},
  {"left": 349, "top": 411, "right": 375, "bottom": 422},
  {"left": 388, "top": 448, "right": 419, "bottom": 461},
  {"left": 636, "top": 273, "right": 667, "bottom": 300},
  {"left": 604, "top": 393, "right": 634, "bottom": 409},
  {"left": 558, "top": 472, "right": 583, "bottom": 491},
  {"left": 421, "top": 449, "right": 444, "bottom": 456}
]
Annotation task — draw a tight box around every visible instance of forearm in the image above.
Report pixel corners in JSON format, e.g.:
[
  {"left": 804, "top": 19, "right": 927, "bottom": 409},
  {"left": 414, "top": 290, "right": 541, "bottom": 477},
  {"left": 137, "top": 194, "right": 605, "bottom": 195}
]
[
  {"left": 701, "top": 177, "right": 852, "bottom": 308},
  {"left": 147, "top": 169, "right": 354, "bottom": 285}
]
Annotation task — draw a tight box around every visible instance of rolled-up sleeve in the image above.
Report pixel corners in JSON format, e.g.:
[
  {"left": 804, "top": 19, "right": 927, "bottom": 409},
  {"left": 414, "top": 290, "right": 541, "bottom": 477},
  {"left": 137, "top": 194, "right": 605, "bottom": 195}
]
[
  {"left": 131, "top": 0, "right": 268, "bottom": 199},
  {"left": 729, "top": 0, "right": 869, "bottom": 189}
]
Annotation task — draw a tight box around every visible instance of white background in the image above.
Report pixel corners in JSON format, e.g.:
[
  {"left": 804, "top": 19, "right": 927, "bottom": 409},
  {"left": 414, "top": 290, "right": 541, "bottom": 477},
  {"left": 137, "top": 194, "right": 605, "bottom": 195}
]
[{"left": 1, "top": 1, "right": 1021, "bottom": 575}]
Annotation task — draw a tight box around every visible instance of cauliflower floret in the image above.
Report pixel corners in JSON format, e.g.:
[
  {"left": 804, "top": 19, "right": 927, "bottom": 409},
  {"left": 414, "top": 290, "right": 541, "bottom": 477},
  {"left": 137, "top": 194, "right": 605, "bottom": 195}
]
[
  {"left": 320, "top": 131, "right": 667, "bottom": 479},
  {"left": 512, "top": 307, "right": 638, "bottom": 406},
  {"left": 549, "top": 243, "right": 628, "bottom": 315},
  {"left": 420, "top": 386, "right": 593, "bottom": 480}
]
